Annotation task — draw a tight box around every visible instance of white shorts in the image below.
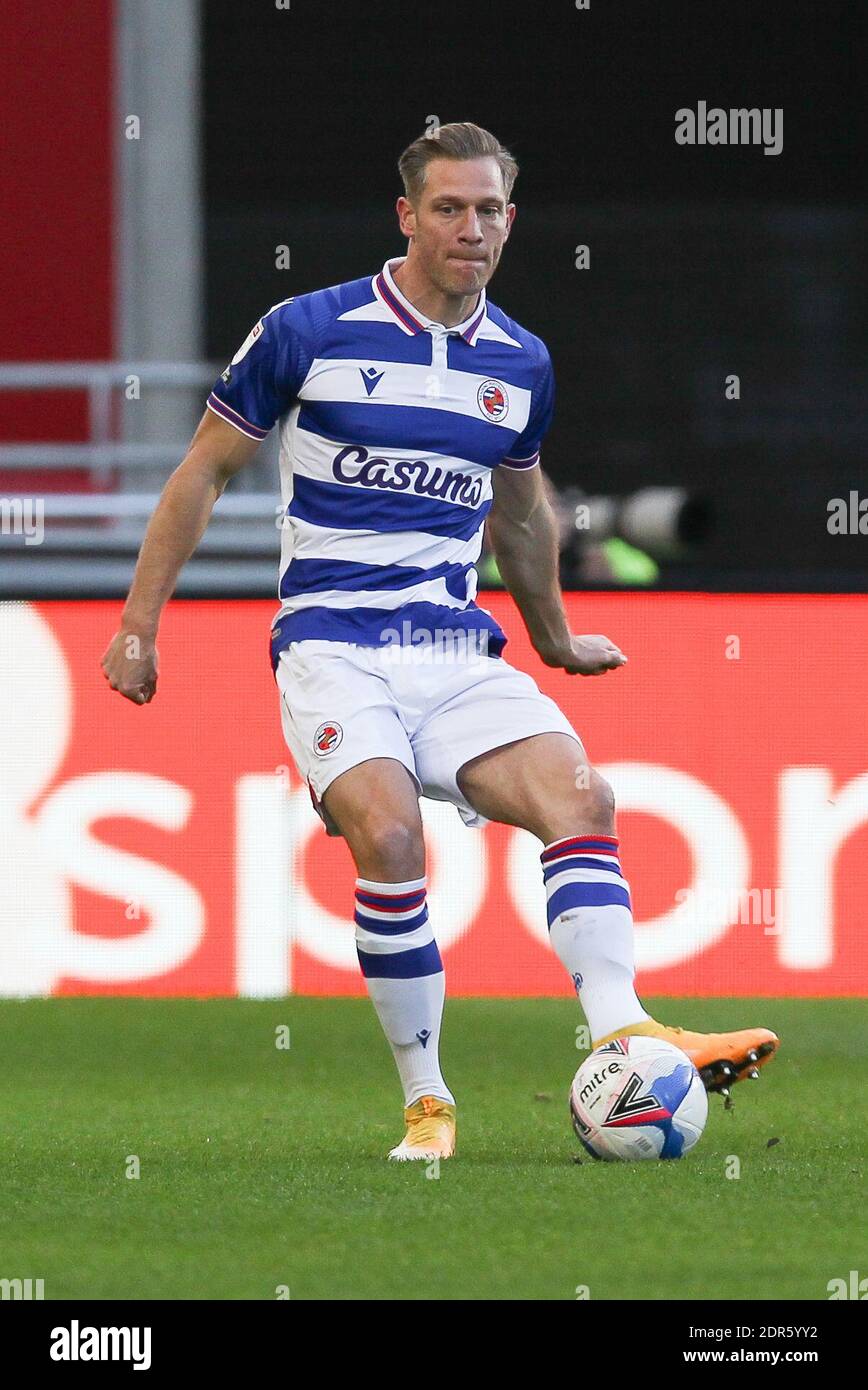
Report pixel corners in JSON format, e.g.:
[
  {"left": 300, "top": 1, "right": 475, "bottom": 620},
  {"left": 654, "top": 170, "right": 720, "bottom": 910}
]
[{"left": 275, "top": 639, "right": 584, "bottom": 835}]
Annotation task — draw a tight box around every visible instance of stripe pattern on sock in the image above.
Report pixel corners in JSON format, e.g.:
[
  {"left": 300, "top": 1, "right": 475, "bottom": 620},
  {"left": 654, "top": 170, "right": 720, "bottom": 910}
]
[
  {"left": 541, "top": 834, "right": 631, "bottom": 927},
  {"left": 354, "top": 878, "right": 443, "bottom": 980}
]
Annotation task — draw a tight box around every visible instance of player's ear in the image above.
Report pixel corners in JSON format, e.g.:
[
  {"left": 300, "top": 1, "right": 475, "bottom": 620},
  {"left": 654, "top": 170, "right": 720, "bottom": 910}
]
[
  {"left": 396, "top": 196, "right": 416, "bottom": 238},
  {"left": 503, "top": 203, "right": 516, "bottom": 240}
]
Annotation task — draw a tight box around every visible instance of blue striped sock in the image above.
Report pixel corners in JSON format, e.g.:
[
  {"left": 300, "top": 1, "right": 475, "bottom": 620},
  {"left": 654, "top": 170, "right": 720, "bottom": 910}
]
[
  {"left": 542, "top": 835, "right": 649, "bottom": 1042},
  {"left": 354, "top": 877, "right": 453, "bottom": 1107}
]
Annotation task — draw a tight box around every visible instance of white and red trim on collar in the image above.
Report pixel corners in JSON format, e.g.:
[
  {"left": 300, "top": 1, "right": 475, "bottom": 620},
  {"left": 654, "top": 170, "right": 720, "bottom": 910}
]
[{"left": 373, "top": 257, "right": 488, "bottom": 345}]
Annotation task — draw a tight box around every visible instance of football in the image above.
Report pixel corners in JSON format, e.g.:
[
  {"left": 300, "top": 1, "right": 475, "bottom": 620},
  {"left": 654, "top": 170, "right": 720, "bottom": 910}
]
[{"left": 570, "top": 1036, "right": 708, "bottom": 1161}]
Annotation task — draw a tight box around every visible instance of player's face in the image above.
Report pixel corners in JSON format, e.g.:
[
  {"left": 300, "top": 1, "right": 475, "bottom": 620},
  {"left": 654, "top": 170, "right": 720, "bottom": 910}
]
[{"left": 399, "top": 157, "right": 515, "bottom": 297}]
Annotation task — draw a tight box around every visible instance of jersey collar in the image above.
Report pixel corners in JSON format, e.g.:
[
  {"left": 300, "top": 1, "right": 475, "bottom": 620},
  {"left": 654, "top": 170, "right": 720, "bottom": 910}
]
[{"left": 374, "top": 257, "right": 488, "bottom": 345}]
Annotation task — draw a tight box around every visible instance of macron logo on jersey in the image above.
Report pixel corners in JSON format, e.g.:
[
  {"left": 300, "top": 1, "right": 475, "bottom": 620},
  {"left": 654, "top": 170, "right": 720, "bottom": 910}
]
[{"left": 359, "top": 366, "right": 385, "bottom": 396}]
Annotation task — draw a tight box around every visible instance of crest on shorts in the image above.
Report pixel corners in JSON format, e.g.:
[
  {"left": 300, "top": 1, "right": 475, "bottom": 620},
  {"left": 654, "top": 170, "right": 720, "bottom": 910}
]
[
  {"left": 477, "top": 379, "right": 509, "bottom": 421},
  {"left": 313, "top": 721, "right": 343, "bottom": 755}
]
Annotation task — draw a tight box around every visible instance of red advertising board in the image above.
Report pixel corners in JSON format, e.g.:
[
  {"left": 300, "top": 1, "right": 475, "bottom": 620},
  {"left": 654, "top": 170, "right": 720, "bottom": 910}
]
[{"left": 3, "top": 595, "right": 867, "bottom": 998}]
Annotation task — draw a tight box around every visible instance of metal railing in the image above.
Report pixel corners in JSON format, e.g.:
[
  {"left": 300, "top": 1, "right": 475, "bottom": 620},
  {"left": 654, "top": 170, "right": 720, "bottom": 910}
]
[
  {"left": 0, "top": 362, "right": 216, "bottom": 472},
  {"left": 0, "top": 361, "right": 282, "bottom": 595}
]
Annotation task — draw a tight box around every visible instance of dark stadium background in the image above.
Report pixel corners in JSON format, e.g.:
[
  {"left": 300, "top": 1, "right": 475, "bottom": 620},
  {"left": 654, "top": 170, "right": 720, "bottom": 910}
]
[{"left": 202, "top": 0, "right": 866, "bottom": 589}]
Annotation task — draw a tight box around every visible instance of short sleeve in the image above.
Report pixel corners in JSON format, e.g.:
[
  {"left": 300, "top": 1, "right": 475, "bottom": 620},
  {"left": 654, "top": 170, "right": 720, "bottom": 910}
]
[
  {"left": 500, "top": 344, "right": 555, "bottom": 470},
  {"left": 206, "top": 299, "right": 309, "bottom": 441}
]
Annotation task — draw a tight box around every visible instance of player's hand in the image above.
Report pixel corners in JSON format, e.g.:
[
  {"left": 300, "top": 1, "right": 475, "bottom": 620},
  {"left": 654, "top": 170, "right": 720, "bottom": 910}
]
[
  {"left": 100, "top": 629, "right": 159, "bottom": 704},
  {"left": 538, "top": 633, "right": 627, "bottom": 676}
]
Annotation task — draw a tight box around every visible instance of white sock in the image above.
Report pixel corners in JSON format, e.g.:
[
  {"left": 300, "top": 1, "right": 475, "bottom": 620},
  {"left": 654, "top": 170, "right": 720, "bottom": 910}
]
[
  {"left": 542, "top": 834, "right": 650, "bottom": 1043},
  {"left": 354, "top": 876, "right": 454, "bottom": 1108}
]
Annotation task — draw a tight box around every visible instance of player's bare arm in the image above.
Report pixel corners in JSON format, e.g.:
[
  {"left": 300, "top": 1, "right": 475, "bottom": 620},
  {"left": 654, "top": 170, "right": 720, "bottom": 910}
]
[
  {"left": 487, "top": 463, "right": 628, "bottom": 676},
  {"left": 100, "top": 410, "right": 258, "bottom": 704}
]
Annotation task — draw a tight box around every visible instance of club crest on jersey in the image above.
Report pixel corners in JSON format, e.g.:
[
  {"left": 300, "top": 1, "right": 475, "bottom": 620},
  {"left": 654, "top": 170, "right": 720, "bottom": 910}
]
[
  {"left": 477, "top": 379, "right": 509, "bottom": 421},
  {"left": 313, "top": 721, "right": 343, "bottom": 755}
]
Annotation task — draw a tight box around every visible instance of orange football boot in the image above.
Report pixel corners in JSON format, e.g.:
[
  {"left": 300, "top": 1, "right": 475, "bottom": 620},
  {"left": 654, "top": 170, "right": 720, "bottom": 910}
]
[{"left": 593, "top": 1019, "right": 780, "bottom": 1100}]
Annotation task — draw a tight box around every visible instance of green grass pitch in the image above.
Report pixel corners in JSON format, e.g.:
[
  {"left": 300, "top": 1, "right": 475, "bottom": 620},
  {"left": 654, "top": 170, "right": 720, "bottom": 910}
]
[{"left": 0, "top": 997, "right": 863, "bottom": 1301}]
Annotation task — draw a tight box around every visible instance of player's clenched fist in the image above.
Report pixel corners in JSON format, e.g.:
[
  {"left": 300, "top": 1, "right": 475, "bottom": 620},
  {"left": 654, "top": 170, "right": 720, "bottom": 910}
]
[
  {"left": 539, "top": 633, "right": 628, "bottom": 676},
  {"left": 100, "top": 630, "right": 159, "bottom": 704}
]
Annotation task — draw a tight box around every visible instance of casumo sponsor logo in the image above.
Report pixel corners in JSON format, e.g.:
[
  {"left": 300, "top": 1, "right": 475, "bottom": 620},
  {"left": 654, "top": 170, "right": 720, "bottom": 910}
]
[
  {"left": 50, "top": 1321, "right": 151, "bottom": 1370},
  {"left": 332, "top": 446, "right": 484, "bottom": 507}
]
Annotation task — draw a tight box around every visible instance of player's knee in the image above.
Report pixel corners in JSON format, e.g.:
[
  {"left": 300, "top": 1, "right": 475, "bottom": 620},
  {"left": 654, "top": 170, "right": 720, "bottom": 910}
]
[
  {"left": 542, "top": 765, "right": 614, "bottom": 840},
  {"left": 575, "top": 767, "right": 615, "bottom": 829},
  {"left": 354, "top": 812, "right": 424, "bottom": 880},
  {"left": 592, "top": 770, "right": 616, "bottom": 818}
]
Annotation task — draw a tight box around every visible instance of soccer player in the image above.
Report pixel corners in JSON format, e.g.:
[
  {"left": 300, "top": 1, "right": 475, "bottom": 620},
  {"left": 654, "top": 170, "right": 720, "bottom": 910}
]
[{"left": 102, "top": 123, "right": 779, "bottom": 1160}]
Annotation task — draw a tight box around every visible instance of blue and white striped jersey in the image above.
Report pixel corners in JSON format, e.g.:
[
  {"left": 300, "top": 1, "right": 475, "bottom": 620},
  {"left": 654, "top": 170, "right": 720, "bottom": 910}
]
[{"left": 206, "top": 257, "right": 555, "bottom": 670}]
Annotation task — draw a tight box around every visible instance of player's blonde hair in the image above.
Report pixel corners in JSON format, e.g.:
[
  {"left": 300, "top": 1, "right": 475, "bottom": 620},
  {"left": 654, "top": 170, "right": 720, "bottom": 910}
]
[{"left": 398, "top": 122, "right": 519, "bottom": 203}]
